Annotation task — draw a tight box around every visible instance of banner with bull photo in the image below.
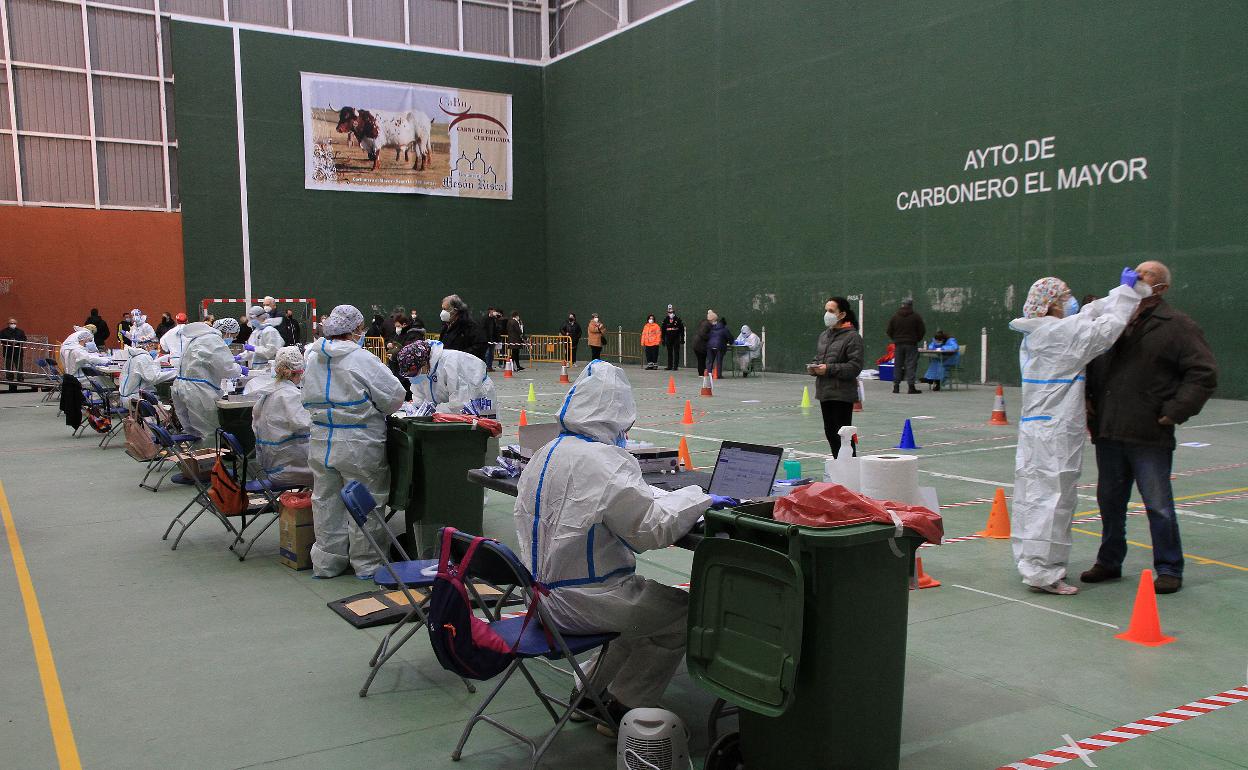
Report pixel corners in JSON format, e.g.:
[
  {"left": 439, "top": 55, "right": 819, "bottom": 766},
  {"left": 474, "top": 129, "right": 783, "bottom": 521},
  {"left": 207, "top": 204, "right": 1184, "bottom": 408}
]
[{"left": 301, "top": 72, "right": 512, "bottom": 200}]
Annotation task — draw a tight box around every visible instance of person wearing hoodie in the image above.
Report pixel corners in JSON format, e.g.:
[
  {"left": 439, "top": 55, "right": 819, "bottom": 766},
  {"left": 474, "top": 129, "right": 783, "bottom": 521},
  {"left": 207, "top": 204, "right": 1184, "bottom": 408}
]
[
  {"left": 119, "top": 345, "right": 175, "bottom": 398},
  {"left": 60, "top": 328, "right": 112, "bottom": 377},
  {"left": 885, "top": 298, "right": 925, "bottom": 395},
  {"left": 1008, "top": 269, "right": 1151, "bottom": 595},
  {"left": 125, "top": 308, "right": 157, "bottom": 347},
  {"left": 733, "top": 325, "right": 762, "bottom": 376},
  {"left": 85, "top": 309, "right": 110, "bottom": 349},
  {"left": 250, "top": 346, "right": 314, "bottom": 488},
  {"left": 513, "top": 361, "right": 735, "bottom": 734},
  {"left": 155, "top": 313, "right": 176, "bottom": 339},
  {"left": 159, "top": 312, "right": 190, "bottom": 365},
  {"left": 704, "top": 313, "right": 731, "bottom": 379},
  {"left": 303, "top": 304, "right": 407, "bottom": 578},
  {"left": 171, "top": 318, "right": 244, "bottom": 445},
  {"left": 396, "top": 339, "right": 496, "bottom": 418}
]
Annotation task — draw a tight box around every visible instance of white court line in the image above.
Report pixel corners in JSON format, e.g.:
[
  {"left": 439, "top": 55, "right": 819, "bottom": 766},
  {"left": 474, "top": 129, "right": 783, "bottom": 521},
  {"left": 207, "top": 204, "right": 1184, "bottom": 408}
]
[
  {"left": 920, "top": 470, "right": 1098, "bottom": 502},
  {"left": 1181, "top": 419, "right": 1248, "bottom": 430},
  {"left": 952, "top": 584, "right": 1120, "bottom": 629}
]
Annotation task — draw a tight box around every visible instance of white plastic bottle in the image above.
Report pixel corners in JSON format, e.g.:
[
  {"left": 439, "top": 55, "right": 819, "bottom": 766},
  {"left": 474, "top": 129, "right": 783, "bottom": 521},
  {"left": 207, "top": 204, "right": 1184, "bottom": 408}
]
[{"left": 823, "top": 425, "right": 861, "bottom": 490}]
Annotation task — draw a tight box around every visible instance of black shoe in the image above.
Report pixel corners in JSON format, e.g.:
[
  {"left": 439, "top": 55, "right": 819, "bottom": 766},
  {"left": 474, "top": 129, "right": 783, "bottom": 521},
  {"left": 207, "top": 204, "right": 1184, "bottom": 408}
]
[
  {"left": 933, "top": 382, "right": 941, "bottom": 392},
  {"left": 1080, "top": 563, "right": 1122, "bottom": 583},
  {"left": 1154, "top": 574, "right": 1183, "bottom": 594},
  {"left": 908, "top": 386, "right": 922, "bottom": 394},
  {"left": 892, "top": 384, "right": 900, "bottom": 394},
  {"left": 568, "top": 687, "right": 610, "bottom": 722},
  {"left": 594, "top": 697, "right": 633, "bottom": 739}
]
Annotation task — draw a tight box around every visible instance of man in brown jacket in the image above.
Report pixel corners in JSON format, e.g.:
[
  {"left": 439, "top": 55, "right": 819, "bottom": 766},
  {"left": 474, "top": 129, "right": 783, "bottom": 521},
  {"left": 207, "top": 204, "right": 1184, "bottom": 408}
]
[{"left": 1081, "top": 261, "right": 1218, "bottom": 594}]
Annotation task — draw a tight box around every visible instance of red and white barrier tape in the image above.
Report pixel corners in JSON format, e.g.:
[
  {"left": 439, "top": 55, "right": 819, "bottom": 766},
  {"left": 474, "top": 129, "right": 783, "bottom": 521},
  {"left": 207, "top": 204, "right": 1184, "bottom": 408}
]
[{"left": 996, "top": 685, "right": 1248, "bottom": 769}]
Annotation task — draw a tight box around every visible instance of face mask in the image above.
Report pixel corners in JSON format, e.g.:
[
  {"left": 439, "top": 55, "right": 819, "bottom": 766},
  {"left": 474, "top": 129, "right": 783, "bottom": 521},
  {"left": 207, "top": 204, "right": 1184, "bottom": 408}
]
[
  {"left": 263, "top": 306, "right": 274, "bottom": 315},
  {"left": 824, "top": 311, "right": 839, "bottom": 328},
  {"left": 249, "top": 319, "right": 261, "bottom": 329},
  {"left": 568, "top": 316, "right": 574, "bottom": 321},
  {"left": 668, "top": 313, "right": 674, "bottom": 318},
  {"left": 7, "top": 323, "right": 14, "bottom": 329},
  {"left": 85, "top": 342, "right": 98, "bottom": 352},
  {"left": 613, "top": 431, "right": 628, "bottom": 448},
  {"left": 439, "top": 309, "right": 452, "bottom": 323},
  {"left": 408, "top": 373, "right": 432, "bottom": 397},
  {"left": 395, "top": 326, "right": 403, "bottom": 335},
  {"left": 1064, "top": 296, "right": 1081, "bottom": 316},
  {"left": 222, "top": 338, "right": 234, "bottom": 346},
  {"left": 149, "top": 350, "right": 160, "bottom": 359},
  {"left": 356, "top": 333, "right": 366, "bottom": 347}
]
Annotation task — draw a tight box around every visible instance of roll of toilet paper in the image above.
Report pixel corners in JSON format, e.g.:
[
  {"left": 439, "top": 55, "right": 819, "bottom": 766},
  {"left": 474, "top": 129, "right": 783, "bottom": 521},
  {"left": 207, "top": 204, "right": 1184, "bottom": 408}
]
[{"left": 859, "top": 454, "right": 920, "bottom": 504}]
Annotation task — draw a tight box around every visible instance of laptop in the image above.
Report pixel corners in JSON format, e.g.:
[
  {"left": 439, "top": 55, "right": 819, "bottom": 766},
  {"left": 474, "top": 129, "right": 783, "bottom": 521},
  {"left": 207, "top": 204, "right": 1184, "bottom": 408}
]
[{"left": 649, "top": 440, "right": 784, "bottom": 501}]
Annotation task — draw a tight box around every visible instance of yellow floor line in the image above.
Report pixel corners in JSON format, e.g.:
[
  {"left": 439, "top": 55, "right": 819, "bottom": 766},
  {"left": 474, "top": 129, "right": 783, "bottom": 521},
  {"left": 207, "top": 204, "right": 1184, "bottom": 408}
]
[
  {"left": 0, "top": 481, "right": 82, "bottom": 769},
  {"left": 1070, "top": 527, "right": 1248, "bottom": 573},
  {"left": 1074, "top": 485, "right": 1248, "bottom": 518}
]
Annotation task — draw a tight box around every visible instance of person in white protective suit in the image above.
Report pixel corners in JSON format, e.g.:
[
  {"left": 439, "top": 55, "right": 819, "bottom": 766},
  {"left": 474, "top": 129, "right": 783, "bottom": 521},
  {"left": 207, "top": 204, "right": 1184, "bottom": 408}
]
[
  {"left": 125, "top": 308, "right": 157, "bottom": 346},
  {"left": 396, "top": 339, "right": 497, "bottom": 417},
  {"left": 1009, "top": 269, "right": 1152, "bottom": 595},
  {"left": 250, "top": 346, "right": 314, "bottom": 487},
  {"left": 240, "top": 305, "right": 286, "bottom": 394},
  {"left": 513, "top": 361, "right": 737, "bottom": 732},
  {"left": 303, "top": 305, "right": 407, "bottom": 578},
  {"left": 171, "top": 318, "right": 244, "bottom": 445},
  {"left": 60, "top": 328, "right": 112, "bottom": 376},
  {"left": 158, "top": 312, "right": 189, "bottom": 364},
  {"left": 119, "top": 345, "right": 175, "bottom": 398}
]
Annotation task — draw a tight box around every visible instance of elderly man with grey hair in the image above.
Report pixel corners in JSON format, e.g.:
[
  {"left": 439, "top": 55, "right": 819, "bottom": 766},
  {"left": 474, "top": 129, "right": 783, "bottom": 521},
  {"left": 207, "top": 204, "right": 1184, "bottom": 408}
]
[
  {"left": 438, "top": 293, "right": 487, "bottom": 360},
  {"left": 1082, "top": 261, "right": 1218, "bottom": 595}
]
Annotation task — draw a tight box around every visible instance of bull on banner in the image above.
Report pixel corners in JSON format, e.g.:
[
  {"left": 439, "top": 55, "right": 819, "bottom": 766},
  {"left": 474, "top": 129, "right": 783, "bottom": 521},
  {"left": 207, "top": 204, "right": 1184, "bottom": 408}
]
[{"left": 301, "top": 72, "right": 513, "bottom": 200}]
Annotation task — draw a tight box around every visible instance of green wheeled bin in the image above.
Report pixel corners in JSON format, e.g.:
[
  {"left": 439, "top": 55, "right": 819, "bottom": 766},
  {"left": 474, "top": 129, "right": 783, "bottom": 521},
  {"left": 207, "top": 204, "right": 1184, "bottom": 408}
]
[
  {"left": 389, "top": 417, "right": 489, "bottom": 556},
  {"left": 688, "top": 501, "right": 924, "bottom": 770},
  {"left": 216, "top": 398, "right": 256, "bottom": 456}
]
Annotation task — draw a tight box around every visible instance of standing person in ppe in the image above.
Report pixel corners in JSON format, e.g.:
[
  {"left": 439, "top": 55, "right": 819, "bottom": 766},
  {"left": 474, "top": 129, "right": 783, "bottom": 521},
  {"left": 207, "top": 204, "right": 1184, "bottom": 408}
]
[
  {"left": 119, "top": 345, "right": 175, "bottom": 398},
  {"left": 303, "top": 305, "right": 407, "bottom": 578},
  {"left": 733, "top": 325, "right": 762, "bottom": 376},
  {"left": 126, "top": 309, "right": 157, "bottom": 346},
  {"left": 251, "top": 346, "right": 314, "bottom": 488},
  {"left": 171, "top": 318, "right": 244, "bottom": 445},
  {"left": 1009, "top": 270, "right": 1151, "bottom": 595},
  {"left": 513, "top": 362, "right": 737, "bottom": 733},
  {"left": 159, "top": 312, "right": 190, "bottom": 364},
  {"left": 241, "top": 305, "right": 285, "bottom": 394},
  {"left": 397, "top": 340, "right": 497, "bottom": 417}
]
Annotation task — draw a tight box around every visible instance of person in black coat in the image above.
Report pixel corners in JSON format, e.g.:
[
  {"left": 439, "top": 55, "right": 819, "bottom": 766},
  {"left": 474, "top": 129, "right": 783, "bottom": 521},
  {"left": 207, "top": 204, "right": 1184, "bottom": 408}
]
[
  {"left": 660, "top": 305, "right": 684, "bottom": 371},
  {"left": 84, "top": 308, "right": 109, "bottom": 349},
  {"left": 705, "top": 315, "right": 731, "bottom": 379},
  {"left": 506, "top": 311, "right": 526, "bottom": 371},
  {"left": 439, "top": 294, "right": 487, "bottom": 361},
  {"left": 483, "top": 307, "right": 505, "bottom": 372},
  {"left": 559, "top": 312, "right": 583, "bottom": 364},
  {"left": 389, "top": 314, "right": 427, "bottom": 400},
  {"left": 278, "top": 310, "right": 302, "bottom": 345},
  {"left": 692, "top": 311, "right": 714, "bottom": 376},
  {"left": 2, "top": 318, "right": 27, "bottom": 391}
]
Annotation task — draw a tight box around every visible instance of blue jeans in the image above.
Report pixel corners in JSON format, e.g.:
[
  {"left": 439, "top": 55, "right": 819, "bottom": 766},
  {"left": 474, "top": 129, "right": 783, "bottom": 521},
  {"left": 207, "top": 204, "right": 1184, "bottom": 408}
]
[
  {"left": 1094, "top": 440, "right": 1184, "bottom": 578},
  {"left": 706, "top": 348, "right": 724, "bottom": 378}
]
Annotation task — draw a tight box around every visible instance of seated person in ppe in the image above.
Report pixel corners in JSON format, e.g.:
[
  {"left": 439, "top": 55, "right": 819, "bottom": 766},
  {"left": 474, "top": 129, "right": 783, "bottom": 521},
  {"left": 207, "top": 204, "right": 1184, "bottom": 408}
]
[
  {"left": 60, "top": 328, "right": 112, "bottom": 377},
  {"left": 732, "top": 325, "right": 762, "bottom": 376},
  {"left": 513, "top": 361, "right": 737, "bottom": 734},
  {"left": 303, "top": 305, "right": 407, "bottom": 578},
  {"left": 250, "top": 346, "right": 314, "bottom": 488},
  {"left": 397, "top": 339, "right": 497, "bottom": 418},
  {"left": 119, "top": 345, "right": 175, "bottom": 399},
  {"left": 919, "top": 330, "right": 960, "bottom": 391},
  {"left": 158, "top": 312, "right": 189, "bottom": 365},
  {"left": 1009, "top": 270, "right": 1151, "bottom": 595},
  {"left": 171, "top": 318, "right": 244, "bottom": 445},
  {"left": 126, "top": 308, "right": 157, "bottom": 346}
]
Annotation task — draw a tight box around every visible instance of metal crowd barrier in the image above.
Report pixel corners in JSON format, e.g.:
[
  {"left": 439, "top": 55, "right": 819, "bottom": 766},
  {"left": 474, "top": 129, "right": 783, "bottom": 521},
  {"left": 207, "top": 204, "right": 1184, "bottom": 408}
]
[
  {"left": 363, "top": 336, "right": 388, "bottom": 363},
  {"left": 0, "top": 337, "right": 60, "bottom": 390}
]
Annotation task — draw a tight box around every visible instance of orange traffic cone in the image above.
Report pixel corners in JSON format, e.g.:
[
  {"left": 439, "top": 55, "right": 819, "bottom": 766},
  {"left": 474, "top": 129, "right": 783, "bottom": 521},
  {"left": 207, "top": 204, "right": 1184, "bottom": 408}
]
[
  {"left": 912, "top": 558, "right": 941, "bottom": 590},
  {"left": 989, "top": 385, "right": 1009, "bottom": 425},
  {"left": 667, "top": 376, "right": 677, "bottom": 395},
  {"left": 1116, "top": 570, "right": 1176, "bottom": 646},
  {"left": 558, "top": 365, "right": 571, "bottom": 384},
  {"left": 977, "top": 488, "right": 1011, "bottom": 538},
  {"left": 503, "top": 359, "right": 514, "bottom": 379},
  {"left": 854, "top": 379, "right": 865, "bottom": 412},
  {"left": 518, "top": 409, "right": 528, "bottom": 427},
  {"left": 699, "top": 373, "right": 714, "bottom": 397},
  {"left": 681, "top": 400, "right": 695, "bottom": 425},
  {"left": 678, "top": 436, "right": 695, "bottom": 470}
]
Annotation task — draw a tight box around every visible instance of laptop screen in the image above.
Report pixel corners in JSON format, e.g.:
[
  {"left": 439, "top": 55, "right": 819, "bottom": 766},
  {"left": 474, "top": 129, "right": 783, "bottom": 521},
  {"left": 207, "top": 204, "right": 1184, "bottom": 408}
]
[{"left": 708, "top": 441, "right": 784, "bottom": 500}]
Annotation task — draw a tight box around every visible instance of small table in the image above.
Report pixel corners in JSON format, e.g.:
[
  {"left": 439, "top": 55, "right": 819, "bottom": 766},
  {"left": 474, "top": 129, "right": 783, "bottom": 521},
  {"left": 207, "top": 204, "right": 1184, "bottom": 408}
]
[{"left": 467, "top": 469, "right": 706, "bottom": 550}]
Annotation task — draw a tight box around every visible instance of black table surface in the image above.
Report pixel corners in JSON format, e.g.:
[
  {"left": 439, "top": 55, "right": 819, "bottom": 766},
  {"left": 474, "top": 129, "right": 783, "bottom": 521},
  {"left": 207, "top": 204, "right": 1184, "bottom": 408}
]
[{"left": 466, "top": 469, "right": 705, "bottom": 550}]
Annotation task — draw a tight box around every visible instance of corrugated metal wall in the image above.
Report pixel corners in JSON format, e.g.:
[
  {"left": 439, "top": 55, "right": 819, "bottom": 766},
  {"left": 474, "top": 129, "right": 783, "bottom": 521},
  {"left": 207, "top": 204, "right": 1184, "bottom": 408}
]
[{"left": 0, "top": 0, "right": 666, "bottom": 210}]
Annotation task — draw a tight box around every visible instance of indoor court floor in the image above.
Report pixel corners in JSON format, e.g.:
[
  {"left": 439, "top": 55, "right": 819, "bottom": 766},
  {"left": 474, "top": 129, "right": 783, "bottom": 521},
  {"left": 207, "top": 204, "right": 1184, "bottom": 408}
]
[{"left": 1, "top": 363, "right": 1245, "bottom": 769}]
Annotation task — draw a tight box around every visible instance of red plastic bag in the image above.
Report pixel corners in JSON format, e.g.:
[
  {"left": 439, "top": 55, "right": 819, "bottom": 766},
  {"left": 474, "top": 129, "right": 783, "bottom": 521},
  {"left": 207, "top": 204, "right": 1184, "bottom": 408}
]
[
  {"left": 431, "top": 413, "right": 503, "bottom": 437},
  {"left": 773, "top": 482, "right": 943, "bottom": 545}
]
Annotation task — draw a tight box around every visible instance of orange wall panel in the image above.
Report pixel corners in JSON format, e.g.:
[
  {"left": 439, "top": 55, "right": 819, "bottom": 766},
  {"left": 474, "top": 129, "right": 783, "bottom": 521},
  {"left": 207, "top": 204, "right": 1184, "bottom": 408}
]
[{"left": 0, "top": 207, "right": 184, "bottom": 344}]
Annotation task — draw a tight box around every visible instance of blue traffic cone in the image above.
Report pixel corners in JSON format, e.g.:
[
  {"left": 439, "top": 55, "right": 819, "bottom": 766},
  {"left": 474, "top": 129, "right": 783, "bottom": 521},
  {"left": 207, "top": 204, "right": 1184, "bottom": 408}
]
[{"left": 895, "top": 419, "right": 920, "bottom": 450}]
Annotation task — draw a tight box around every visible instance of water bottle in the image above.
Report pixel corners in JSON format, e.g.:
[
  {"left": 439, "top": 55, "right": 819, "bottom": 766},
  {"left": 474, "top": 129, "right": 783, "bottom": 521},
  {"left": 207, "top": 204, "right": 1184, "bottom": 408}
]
[{"left": 783, "top": 448, "right": 802, "bottom": 480}]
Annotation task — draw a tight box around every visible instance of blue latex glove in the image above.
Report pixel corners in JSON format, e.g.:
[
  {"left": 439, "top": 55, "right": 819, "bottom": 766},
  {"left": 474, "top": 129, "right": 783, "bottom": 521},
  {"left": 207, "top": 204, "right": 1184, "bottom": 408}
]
[
  {"left": 243, "top": 344, "right": 256, "bottom": 352},
  {"left": 233, "top": 354, "right": 244, "bottom": 362},
  {"left": 709, "top": 495, "right": 740, "bottom": 510},
  {"left": 1120, "top": 267, "right": 1138, "bottom": 287},
  {"left": 149, "top": 350, "right": 160, "bottom": 359},
  {"left": 239, "top": 365, "right": 249, "bottom": 376}
]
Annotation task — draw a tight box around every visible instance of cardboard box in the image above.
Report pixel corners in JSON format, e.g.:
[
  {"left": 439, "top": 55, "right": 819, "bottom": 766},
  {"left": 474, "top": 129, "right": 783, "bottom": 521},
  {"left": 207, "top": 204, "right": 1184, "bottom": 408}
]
[{"left": 278, "top": 496, "right": 315, "bottom": 570}]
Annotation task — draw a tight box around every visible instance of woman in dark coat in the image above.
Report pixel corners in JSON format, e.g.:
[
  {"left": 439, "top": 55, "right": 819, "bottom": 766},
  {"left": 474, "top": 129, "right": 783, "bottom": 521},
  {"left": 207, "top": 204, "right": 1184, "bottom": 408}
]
[{"left": 809, "top": 297, "right": 864, "bottom": 457}]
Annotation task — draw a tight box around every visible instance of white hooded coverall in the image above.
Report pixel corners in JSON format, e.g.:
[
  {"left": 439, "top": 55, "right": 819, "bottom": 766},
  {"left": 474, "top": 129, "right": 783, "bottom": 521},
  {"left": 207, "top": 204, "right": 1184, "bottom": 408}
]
[
  {"left": 514, "top": 361, "right": 710, "bottom": 707},
  {"left": 159, "top": 324, "right": 188, "bottom": 364},
  {"left": 171, "top": 322, "right": 241, "bottom": 445},
  {"left": 120, "top": 345, "right": 175, "bottom": 398},
  {"left": 251, "top": 378, "right": 314, "bottom": 487},
  {"left": 415, "top": 343, "right": 498, "bottom": 416},
  {"left": 303, "top": 338, "right": 407, "bottom": 578},
  {"left": 60, "top": 332, "right": 111, "bottom": 377},
  {"left": 1008, "top": 283, "right": 1149, "bottom": 587}
]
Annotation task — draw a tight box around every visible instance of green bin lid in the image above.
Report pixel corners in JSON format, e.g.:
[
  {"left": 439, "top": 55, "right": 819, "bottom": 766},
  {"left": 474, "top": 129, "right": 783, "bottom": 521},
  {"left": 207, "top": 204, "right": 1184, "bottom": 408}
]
[{"left": 686, "top": 537, "right": 803, "bottom": 717}]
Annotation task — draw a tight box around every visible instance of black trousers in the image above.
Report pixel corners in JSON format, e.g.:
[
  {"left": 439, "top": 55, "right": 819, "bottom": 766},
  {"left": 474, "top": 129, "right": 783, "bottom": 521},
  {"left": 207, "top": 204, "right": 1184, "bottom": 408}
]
[
  {"left": 820, "top": 399, "right": 855, "bottom": 457},
  {"left": 894, "top": 343, "right": 918, "bottom": 385},
  {"left": 644, "top": 346, "right": 659, "bottom": 365},
  {"left": 590, "top": 345, "right": 603, "bottom": 360},
  {"left": 569, "top": 340, "right": 579, "bottom": 364},
  {"left": 665, "top": 344, "right": 680, "bottom": 370},
  {"left": 695, "top": 350, "right": 707, "bottom": 376}
]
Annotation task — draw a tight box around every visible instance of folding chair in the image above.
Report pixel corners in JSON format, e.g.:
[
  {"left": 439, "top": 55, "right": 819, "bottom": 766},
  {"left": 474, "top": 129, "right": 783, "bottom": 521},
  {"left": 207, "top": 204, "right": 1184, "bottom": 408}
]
[
  {"left": 35, "top": 358, "right": 62, "bottom": 402},
  {"left": 941, "top": 345, "right": 968, "bottom": 391},
  {"left": 339, "top": 481, "right": 475, "bottom": 697},
  {"left": 440, "top": 528, "right": 619, "bottom": 768},
  {"left": 219, "top": 430, "right": 304, "bottom": 560},
  {"left": 80, "top": 366, "right": 129, "bottom": 448},
  {"left": 136, "top": 398, "right": 192, "bottom": 492}
]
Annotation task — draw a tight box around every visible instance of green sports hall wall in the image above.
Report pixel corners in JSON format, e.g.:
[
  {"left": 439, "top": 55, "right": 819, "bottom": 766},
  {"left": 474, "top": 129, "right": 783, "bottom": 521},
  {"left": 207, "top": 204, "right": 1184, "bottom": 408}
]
[
  {"left": 173, "top": 23, "right": 547, "bottom": 328},
  {"left": 175, "top": 1, "right": 1246, "bottom": 397}
]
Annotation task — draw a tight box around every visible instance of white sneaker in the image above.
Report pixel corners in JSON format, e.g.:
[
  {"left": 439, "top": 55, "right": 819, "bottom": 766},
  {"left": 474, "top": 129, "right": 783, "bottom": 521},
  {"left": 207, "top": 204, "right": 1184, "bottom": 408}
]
[{"left": 1030, "top": 580, "right": 1079, "bottom": 595}]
